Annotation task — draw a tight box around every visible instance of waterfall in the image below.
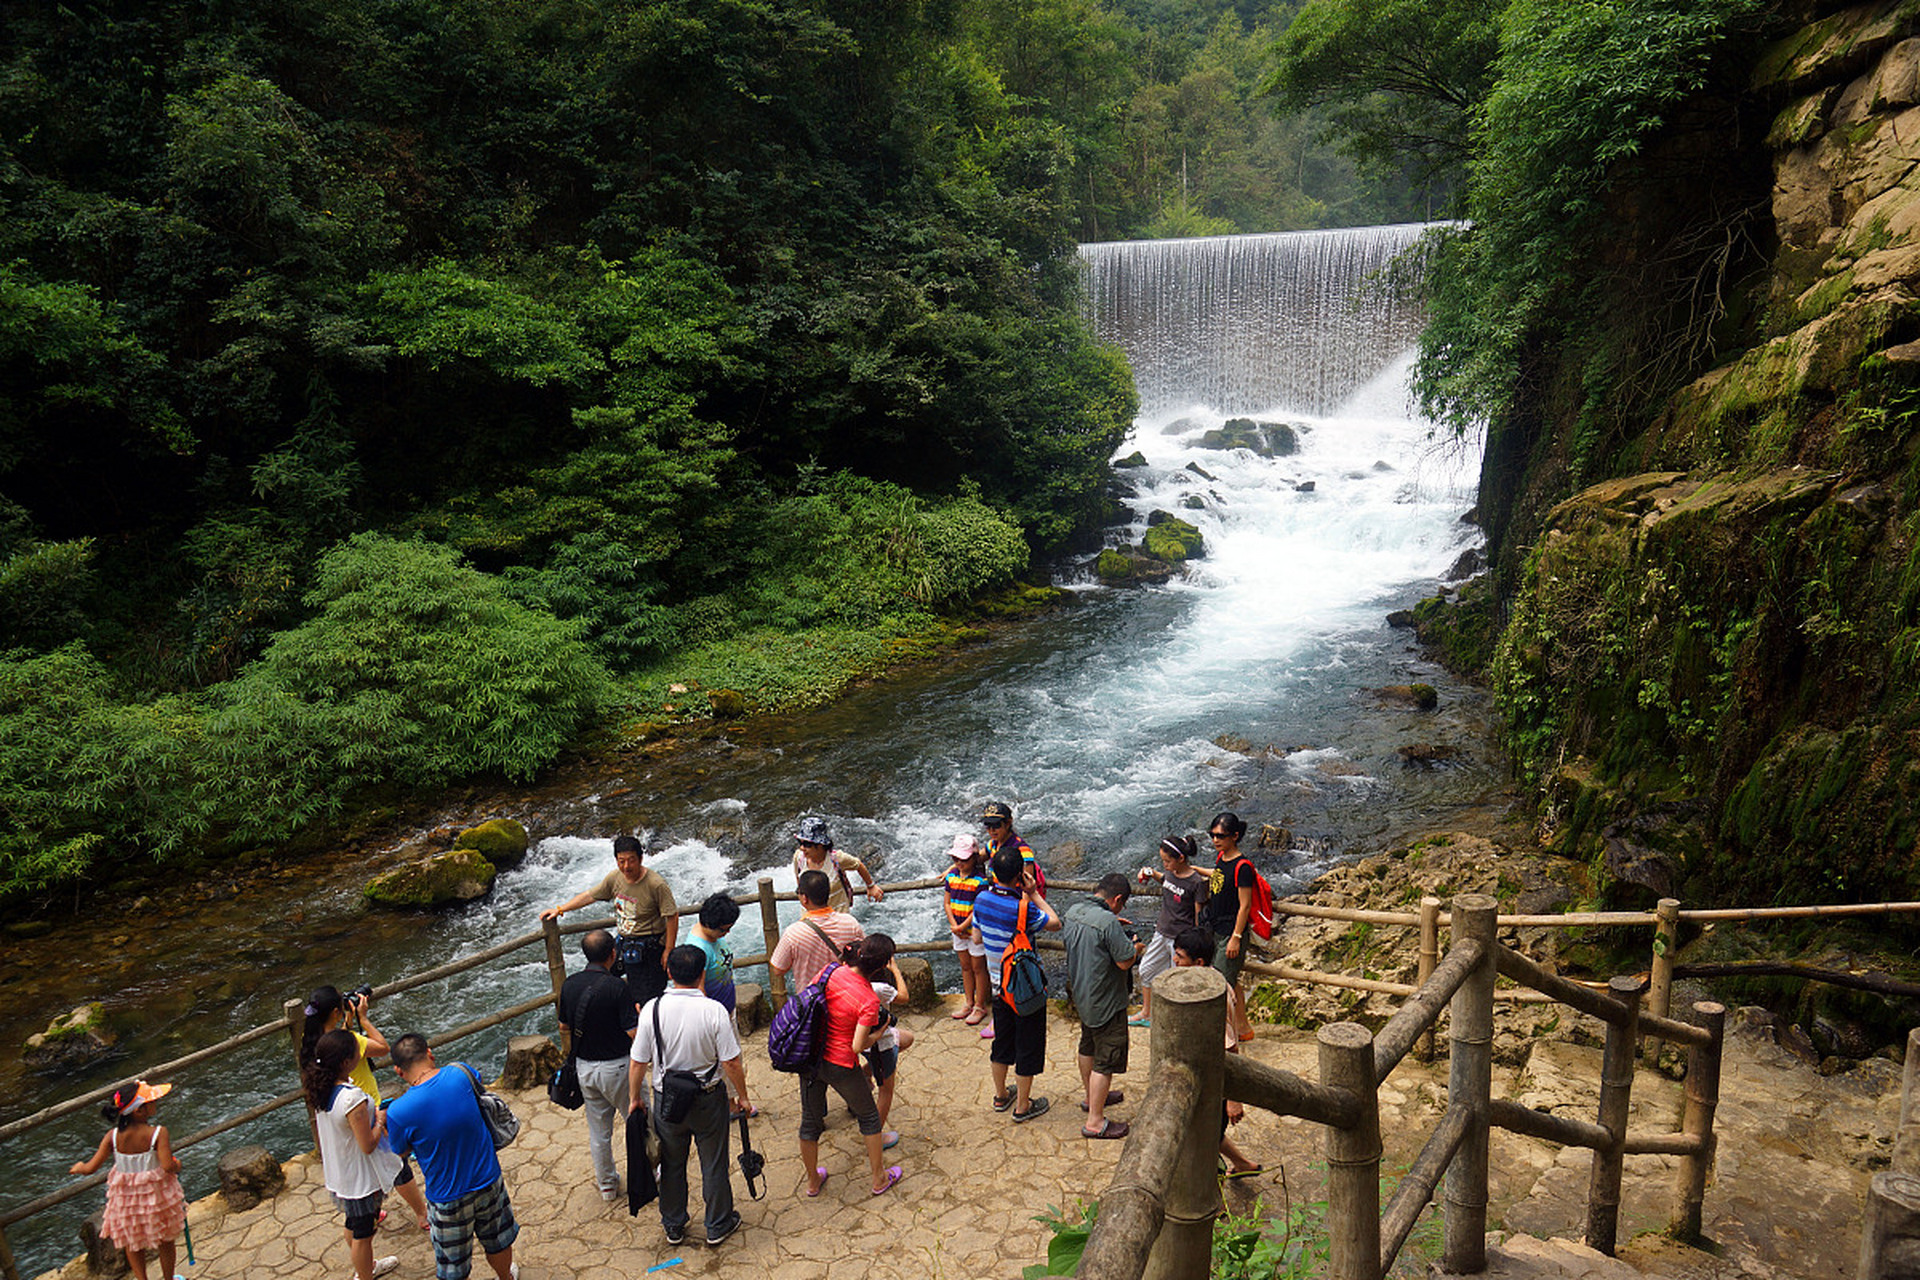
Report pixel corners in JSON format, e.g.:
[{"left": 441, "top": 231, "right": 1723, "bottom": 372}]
[{"left": 1079, "top": 223, "right": 1440, "bottom": 418}]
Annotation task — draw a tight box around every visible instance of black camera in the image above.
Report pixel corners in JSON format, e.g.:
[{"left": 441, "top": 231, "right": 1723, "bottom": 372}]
[
  {"left": 348, "top": 984, "right": 374, "bottom": 1006},
  {"left": 738, "top": 1147, "right": 765, "bottom": 1180}
]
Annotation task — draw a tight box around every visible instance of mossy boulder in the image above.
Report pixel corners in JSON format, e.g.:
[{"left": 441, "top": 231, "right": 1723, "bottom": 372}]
[
  {"left": 1141, "top": 517, "right": 1204, "bottom": 563},
  {"left": 365, "top": 847, "right": 497, "bottom": 908},
  {"left": 707, "top": 688, "right": 747, "bottom": 719},
  {"left": 24, "top": 1003, "right": 117, "bottom": 1073},
  {"left": 1372, "top": 683, "right": 1438, "bottom": 711},
  {"left": 1113, "top": 450, "right": 1149, "bottom": 468},
  {"left": 1197, "top": 417, "right": 1299, "bottom": 457},
  {"left": 1095, "top": 549, "right": 1134, "bottom": 580},
  {"left": 1093, "top": 548, "right": 1175, "bottom": 585},
  {"left": 453, "top": 818, "right": 529, "bottom": 868}
]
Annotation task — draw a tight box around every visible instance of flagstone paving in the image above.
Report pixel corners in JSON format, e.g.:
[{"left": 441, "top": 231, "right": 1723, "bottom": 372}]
[{"left": 34, "top": 997, "right": 1891, "bottom": 1280}]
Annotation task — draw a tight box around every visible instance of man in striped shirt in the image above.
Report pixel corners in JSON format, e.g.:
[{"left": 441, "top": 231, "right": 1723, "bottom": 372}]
[
  {"left": 970, "top": 846, "right": 1060, "bottom": 1123},
  {"left": 769, "top": 871, "right": 865, "bottom": 992}
]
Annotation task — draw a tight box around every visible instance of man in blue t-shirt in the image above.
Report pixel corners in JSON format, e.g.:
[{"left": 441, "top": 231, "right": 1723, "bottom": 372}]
[
  {"left": 971, "top": 845, "right": 1060, "bottom": 1122},
  {"left": 386, "top": 1034, "right": 519, "bottom": 1280}
]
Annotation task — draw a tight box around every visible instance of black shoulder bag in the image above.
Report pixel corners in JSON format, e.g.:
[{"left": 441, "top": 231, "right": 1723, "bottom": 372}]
[{"left": 651, "top": 997, "right": 716, "bottom": 1125}]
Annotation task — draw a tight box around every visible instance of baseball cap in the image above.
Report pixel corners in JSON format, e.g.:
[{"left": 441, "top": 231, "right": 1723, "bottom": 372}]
[{"left": 982, "top": 802, "right": 1013, "bottom": 825}]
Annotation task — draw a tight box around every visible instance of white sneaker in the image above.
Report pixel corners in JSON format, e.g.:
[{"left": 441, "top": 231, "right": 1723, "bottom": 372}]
[{"left": 370, "top": 1258, "right": 400, "bottom": 1280}]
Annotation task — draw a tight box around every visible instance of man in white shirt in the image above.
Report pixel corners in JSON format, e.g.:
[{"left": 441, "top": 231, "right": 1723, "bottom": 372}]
[{"left": 630, "top": 946, "right": 751, "bottom": 1248}]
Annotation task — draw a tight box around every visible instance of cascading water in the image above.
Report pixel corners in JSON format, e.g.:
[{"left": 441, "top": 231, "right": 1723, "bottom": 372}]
[
  {"left": 0, "top": 223, "right": 1498, "bottom": 1279},
  {"left": 1080, "top": 224, "right": 1437, "bottom": 417}
]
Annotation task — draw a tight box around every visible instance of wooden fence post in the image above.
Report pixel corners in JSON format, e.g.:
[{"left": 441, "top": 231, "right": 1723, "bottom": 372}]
[
  {"left": 284, "top": 996, "right": 318, "bottom": 1147},
  {"left": 1321, "top": 1022, "right": 1382, "bottom": 1280},
  {"left": 1895, "top": 1027, "right": 1920, "bottom": 1174},
  {"left": 1443, "top": 894, "right": 1496, "bottom": 1275},
  {"left": 758, "top": 876, "right": 785, "bottom": 1008},
  {"left": 1417, "top": 896, "right": 1441, "bottom": 1062},
  {"left": 1141, "top": 966, "right": 1226, "bottom": 1280},
  {"left": 543, "top": 915, "right": 571, "bottom": 1056},
  {"left": 1587, "top": 974, "right": 1642, "bottom": 1255},
  {"left": 1644, "top": 898, "right": 1679, "bottom": 1065},
  {"left": 1672, "top": 1000, "right": 1724, "bottom": 1243}
]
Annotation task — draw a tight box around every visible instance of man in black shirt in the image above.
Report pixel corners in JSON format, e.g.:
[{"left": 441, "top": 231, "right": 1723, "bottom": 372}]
[{"left": 558, "top": 929, "right": 639, "bottom": 1201}]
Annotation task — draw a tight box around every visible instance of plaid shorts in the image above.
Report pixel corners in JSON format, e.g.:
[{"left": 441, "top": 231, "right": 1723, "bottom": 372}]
[{"left": 427, "top": 1178, "right": 518, "bottom": 1280}]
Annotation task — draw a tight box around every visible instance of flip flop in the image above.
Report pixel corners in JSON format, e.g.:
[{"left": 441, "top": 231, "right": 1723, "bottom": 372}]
[
  {"left": 1012, "top": 1096, "right": 1051, "bottom": 1123},
  {"left": 979, "top": 1024, "right": 995, "bottom": 1039},
  {"left": 1127, "top": 1016, "right": 1150, "bottom": 1028},
  {"left": 871, "top": 1165, "right": 903, "bottom": 1196},
  {"left": 1081, "top": 1119, "right": 1129, "bottom": 1139},
  {"left": 806, "top": 1167, "right": 828, "bottom": 1197},
  {"left": 1224, "top": 1164, "right": 1263, "bottom": 1180},
  {"left": 1238, "top": 1030, "right": 1257, "bottom": 1042},
  {"left": 1078, "top": 1090, "right": 1124, "bottom": 1111}
]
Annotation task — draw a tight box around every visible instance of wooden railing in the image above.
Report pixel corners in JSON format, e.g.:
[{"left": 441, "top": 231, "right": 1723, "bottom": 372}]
[
  {"left": 1074, "top": 894, "right": 1729, "bottom": 1280},
  {"left": 3, "top": 871, "right": 1913, "bottom": 1280}
]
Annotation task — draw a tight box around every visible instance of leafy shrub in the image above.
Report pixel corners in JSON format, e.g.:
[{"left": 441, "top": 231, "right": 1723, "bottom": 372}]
[{"left": 212, "top": 534, "right": 609, "bottom": 813}]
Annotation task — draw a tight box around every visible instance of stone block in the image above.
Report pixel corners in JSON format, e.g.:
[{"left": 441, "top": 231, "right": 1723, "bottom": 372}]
[
  {"left": 81, "top": 1208, "right": 129, "bottom": 1275},
  {"left": 894, "top": 955, "right": 938, "bottom": 1011},
  {"left": 733, "top": 982, "right": 769, "bottom": 1032},
  {"left": 218, "top": 1144, "right": 285, "bottom": 1211},
  {"left": 501, "top": 1034, "right": 561, "bottom": 1091}
]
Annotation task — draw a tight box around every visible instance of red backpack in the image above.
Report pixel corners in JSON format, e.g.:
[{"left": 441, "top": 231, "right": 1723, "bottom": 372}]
[{"left": 1248, "top": 866, "right": 1275, "bottom": 941}]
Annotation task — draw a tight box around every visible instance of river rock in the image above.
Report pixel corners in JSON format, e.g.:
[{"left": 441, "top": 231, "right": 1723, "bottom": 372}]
[
  {"left": 895, "top": 955, "right": 938, "bottom": 1011},
  {"left": 364, "top": 846, "right": 497, "bottom": 908},
  {"left": 218, "top": 1144, "right": 285, "bottom": 1211},
  {"left": 1094, "top": 548, "right": 1175, "bottom": 585},
  {"left": 1442, "top": 547, "right": 1485, "bottom": 581},
  {"left": 24, "top": 1003, "right": 117, "bottom": 1074},
  {"left": 1396, "top": 742, "right": 1459, "bottom": 767},
  {"left": 1386, "top": 609, "right": 1416, "bottom": 628},
  {"left": 501, "top": 1034, "right": 561, "bottom": 1090},
  {"left": 1113, "top": 450, "right": 1148, "bottom": 468},
  {"left": 1141, "top": 516, "right": 1204, "bottom": 563},
  {"left": 1197, "top": 417, "right": 1299, "bottom": 457},
  {"left": 81, "top": 1209, "right": 129, "bottom": 1276},
  {"left": 707, "top": 688, "right": 747, "bottom": 719},
  {"left": 1184, "top": 461, "right": 1216, "bottom": 481},
  {"left": 1180, "top": 493, "right": 1206, "bottom": 510},
  {"left": 1372, "top": 683, "right": 1438, "bottom": 710},
  {"left": 453, "top": 818, "right": 530, "bottom": 868},
  {"left": 1295, "top": 480, "right": 1316, "bottom": 492}
]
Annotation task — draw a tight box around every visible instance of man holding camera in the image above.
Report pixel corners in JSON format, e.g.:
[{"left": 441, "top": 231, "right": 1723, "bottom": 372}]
[
  {"left": 630, "top": 945, "right": 750, "bottom": 1248},
  {"left": 558, "top": 929, "right": 638, "bottom": 1202},
  {"left": 1061, "top": 873, "right": 1143, "bottom": 1139},
  {"left": 541, "top": 835, "right": 678, "bottom": 1010}
]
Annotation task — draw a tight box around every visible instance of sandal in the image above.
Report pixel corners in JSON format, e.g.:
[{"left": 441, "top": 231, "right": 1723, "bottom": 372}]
[
  {"left": 951, "top": 1004, "right": 971, "bottom": 1020},
  {"left": 991, "top": 1090, "right": 1015, "bottom": 1112},
  {"left": 871, "top": 1165, "right": 904, "bottom": 1196},
  {"left": 882, "top": 1130, "right": 900, "bottom": 1149},
  {"left": 1224, "top": 1163, "right": 1264, "bottom": 1180},
  {"left": 963, "top": 1006, "right": 986, "bottom": 1026},
  {"left": 1078, "top": 1090, "right": 1124, "bottom": 1111},
  {"left": 1127, "top": 1016, "right": 1151, "bottom": 1028},
  {"left": 806, "top": 1167, "right": 828, "bottom": 1197},
  {"left": 1081, "top": 1119, "right": 1129, "bottom": 1139},
  {"left": 1012, "top": 1096, "right": 1051, "bottom": 1123}
]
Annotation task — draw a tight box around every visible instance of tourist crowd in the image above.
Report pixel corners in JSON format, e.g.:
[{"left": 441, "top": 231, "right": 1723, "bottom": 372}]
[{"left": 77, "top": 803, "right": 1268, "bottom": 1280}]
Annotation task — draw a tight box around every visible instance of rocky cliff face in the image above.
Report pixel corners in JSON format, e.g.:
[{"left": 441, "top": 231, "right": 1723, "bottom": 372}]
[{"left": 1483, "top": 1, "right": 1920, "bottom": 907}]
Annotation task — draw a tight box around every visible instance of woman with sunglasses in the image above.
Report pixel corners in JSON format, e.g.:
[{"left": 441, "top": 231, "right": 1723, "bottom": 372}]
[{"left": 1203, "top": 813, "right": 1258, "bottom": 1041}]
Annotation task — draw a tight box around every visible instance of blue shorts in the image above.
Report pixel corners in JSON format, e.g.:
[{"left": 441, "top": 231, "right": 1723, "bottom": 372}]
[{"left": 427, "top": 1178, "right": 518, "bottom": 1280}]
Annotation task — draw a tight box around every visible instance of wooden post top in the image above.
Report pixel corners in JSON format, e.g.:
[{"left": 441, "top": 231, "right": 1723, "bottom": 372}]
[{"left": 1150, "top": 964, "right": 1226, "bottom": 1005}]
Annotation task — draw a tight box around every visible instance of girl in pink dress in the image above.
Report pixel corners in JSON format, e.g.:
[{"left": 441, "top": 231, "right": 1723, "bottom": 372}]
[{"left": 70, "top": 1080, "right": 187, "bottom": 1280}]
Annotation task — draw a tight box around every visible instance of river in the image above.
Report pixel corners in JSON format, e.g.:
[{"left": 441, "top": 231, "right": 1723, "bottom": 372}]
[{"left": 0, "top": 224, "right": 1500, "bottom": 1276}]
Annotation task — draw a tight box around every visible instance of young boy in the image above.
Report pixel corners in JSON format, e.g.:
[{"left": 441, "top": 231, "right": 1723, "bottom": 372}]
[
  {"left": 1132, "top": 836, "right": 1208, "bottom": 1026},
  {"left": 1172, "top": 927, "right": 1261, "bottom": 1179}
]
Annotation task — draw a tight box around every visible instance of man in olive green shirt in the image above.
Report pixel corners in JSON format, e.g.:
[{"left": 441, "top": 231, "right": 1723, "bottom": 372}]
[{"left": 542, "top": 836, "right": 678, "bottom": 1007}]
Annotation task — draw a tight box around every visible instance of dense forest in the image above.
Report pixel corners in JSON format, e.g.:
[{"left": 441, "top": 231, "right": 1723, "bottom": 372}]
[{"left": 0, "top": 0, "right": 1433, "bottom": 904}]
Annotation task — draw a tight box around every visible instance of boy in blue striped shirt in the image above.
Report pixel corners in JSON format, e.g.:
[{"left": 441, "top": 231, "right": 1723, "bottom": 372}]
[{"left": 971, "top": 846, "right": 1061, "bottom": 1122}]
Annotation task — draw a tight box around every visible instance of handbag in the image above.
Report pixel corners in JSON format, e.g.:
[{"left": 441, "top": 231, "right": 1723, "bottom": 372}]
[
  {"left": 548, "top": 1054, "right": 584, "bottom": 1110},
  {"left": 458, "top": 1062, "right": 520, "bottom": 1150}
]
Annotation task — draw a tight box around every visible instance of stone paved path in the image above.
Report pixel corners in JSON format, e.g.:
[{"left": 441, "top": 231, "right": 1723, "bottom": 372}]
[{"left": 34, "top": 999, "right": 1891, "bottom": 1280}]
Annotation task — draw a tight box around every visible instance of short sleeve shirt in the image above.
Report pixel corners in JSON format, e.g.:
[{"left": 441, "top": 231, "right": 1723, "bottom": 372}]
[
  {"left": 944, "top": 862, "right": 988, "bottom": 928},
  {"left": 558, "top": 966, "right": 639, "bottom": 1061},
  {"left": 1204, "top": 856, "right": 1258, "bottom": 936},
  {"left": 820, "top": 964, "right": 882, "bottom": 1069},
  {"left": 792, "top": 849, "right": 863, "bottom": 912},
  {"left": 1062, "top": 900, "right": 1135, "bottom": 1028},
  {"left": 632, "top": 987, "right": 741, "bottom": 1078},
  {"left": 971, "top": 884, "right": 1048, "bottom": 989},
  {"left": 592, "top": 867, "right": 676, "bottom": 937},
  {"left": 1155, "top": 867, "right": 1209, "bottom": 938},
  {"left": 385, "top": 1065, "right": 501, "bottom": 1203},
  {"left": 769, "top": 911, "right": 864, "bottom": 990}
]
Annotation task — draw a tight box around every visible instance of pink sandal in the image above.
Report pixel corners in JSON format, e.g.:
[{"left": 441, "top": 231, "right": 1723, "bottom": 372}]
[
  {"left": 871, "top": 1165, "right": 903, "bottom": 1196},
  {"left": 806, "top": 1167, "right": 828, "bottom": 1197},
  {"left": 950, "top": 1003, "right": 971, "bottom": 1020},
  {"left": 963, "top": 1005, "right": 985, "bottom": 1026}
]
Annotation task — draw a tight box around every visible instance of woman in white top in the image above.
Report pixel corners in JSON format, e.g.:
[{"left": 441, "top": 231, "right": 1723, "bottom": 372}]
[{"left": 303, "top": 1029, "right": 403, "bottom": 1280}]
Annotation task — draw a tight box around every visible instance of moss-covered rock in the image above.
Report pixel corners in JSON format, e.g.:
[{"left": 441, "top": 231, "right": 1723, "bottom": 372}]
[
  {"left": 453, "top": 818, "right": 530, "bottom": 867},
  {"left": 1094, "top": 548, "right": 1174, "bottom": 585},
  {"left": 707, "top": 688, "right": 747, "bottom": 719},
  {"left": 365, "top": 847, "right": 497, "bottom": 908},
  {"left": 1197, "top": 417, "right": 1299, "bottom": 457},
  {"left": 1113, "top": 450, "right": 1149, "bottom": 468},
  {"left": 1141, "top": 517, "right": 1204, "bottom": 563},
  {"left": 1372, "top": 684, "right": 1438, "bottom": 710},
  {"left": 24, "top": 1003, "right": 116, "bottom": 1073}
]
